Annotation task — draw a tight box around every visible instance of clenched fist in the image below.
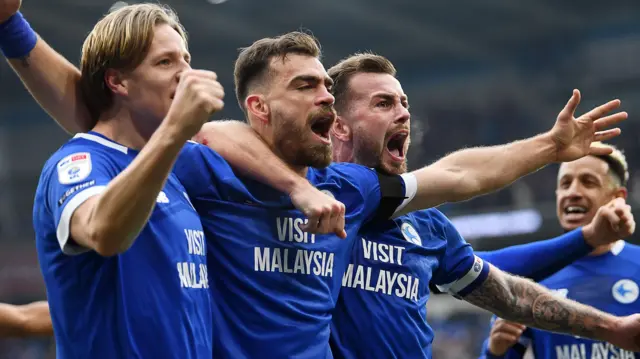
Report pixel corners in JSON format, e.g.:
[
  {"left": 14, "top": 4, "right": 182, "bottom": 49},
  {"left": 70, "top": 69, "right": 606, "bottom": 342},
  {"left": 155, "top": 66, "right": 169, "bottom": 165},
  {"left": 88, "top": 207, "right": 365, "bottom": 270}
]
[
  {"left": 165, "top": 69, "right": 224, "bottom": 140},
  {"left": 583, "top": 197, "right": 635, "bottom": 248}
]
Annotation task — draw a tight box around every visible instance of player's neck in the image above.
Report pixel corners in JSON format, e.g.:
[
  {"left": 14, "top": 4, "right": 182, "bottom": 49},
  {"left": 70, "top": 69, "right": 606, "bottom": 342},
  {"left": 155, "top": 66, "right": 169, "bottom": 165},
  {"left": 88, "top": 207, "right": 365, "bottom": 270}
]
[
  {"left": 92, "top": 107, "right": 152, "bottom": 150},
  {"left": 332, "top": 141, "right": 354, "bottom": 163},
  {"left": 590, "top": 242, "right": 617, "bottom": 256}
]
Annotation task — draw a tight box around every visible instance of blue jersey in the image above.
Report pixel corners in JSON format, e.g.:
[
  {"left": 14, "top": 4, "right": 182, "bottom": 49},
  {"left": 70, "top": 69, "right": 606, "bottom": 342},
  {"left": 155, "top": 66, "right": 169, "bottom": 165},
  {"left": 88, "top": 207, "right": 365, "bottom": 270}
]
[
  {"left": 33, "top": 132, "right": 212, "bottom": 359},
  {"left": 481, "top": 241, "right": 640, "bottom": 359},
  {"left": 330, "top": 208, "right": 489, "bottom": 359},
  {"left": 174, "top": 142, "right": 409, "bottom": 359}
]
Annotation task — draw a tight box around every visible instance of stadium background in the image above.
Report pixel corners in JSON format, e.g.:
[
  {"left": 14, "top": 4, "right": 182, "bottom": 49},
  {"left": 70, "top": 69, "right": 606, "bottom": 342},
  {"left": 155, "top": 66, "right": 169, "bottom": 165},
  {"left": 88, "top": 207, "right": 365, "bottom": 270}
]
[{"left": 0, "top": 0, "right": 639, "bottom": 357}]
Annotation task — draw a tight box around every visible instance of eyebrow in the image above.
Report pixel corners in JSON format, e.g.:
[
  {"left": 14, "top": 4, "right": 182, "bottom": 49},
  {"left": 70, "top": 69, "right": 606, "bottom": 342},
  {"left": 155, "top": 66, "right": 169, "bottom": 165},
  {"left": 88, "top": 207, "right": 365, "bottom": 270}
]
[
  {"left": 290, "top": 75, "right": 334, "bottom": 88},
  {"left": 372, "top": 93, "right": 410, "bottom": 108}
]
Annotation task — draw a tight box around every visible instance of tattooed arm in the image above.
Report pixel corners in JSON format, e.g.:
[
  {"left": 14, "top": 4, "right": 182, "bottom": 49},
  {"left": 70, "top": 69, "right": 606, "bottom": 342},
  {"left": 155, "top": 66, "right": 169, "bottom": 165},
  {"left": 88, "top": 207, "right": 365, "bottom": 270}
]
[{"left": 464, "top": 264, "right": 619, "bottom": 341}]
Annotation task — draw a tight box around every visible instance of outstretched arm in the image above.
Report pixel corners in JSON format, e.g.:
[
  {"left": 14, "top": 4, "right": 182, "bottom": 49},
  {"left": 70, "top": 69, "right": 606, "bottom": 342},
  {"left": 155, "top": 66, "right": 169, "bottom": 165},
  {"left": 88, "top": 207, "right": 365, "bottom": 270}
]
[
  {"left": 461, "top": 265, "right": 632, "bottom": 349},
  {"left": 477, "top": 197, "right": 634, "bottom": 281},
  {"left": 397, "top": 90, "right": 626, "bottom": 215},
  {"left": 0, "top": 301, "right": 53, "bottom": 337},
  {"left": 476, "top": 229, "right": 590, "bottom": 282}
]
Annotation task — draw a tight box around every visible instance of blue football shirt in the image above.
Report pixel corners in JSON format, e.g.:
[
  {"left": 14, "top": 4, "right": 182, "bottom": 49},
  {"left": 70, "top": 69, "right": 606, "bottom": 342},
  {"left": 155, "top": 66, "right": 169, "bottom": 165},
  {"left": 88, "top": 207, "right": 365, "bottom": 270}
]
[
  {"left": 174, "top": 142, "right": 410, "bottom": 359},
  {"left": 330, "top": 208, "right": 489, "bottom": 359},
  {"left": 480, "top": 241, "right": 640, "bottom": 359},
  {"left": 33, "top": 132, "right": 212, "bottom": 359}
]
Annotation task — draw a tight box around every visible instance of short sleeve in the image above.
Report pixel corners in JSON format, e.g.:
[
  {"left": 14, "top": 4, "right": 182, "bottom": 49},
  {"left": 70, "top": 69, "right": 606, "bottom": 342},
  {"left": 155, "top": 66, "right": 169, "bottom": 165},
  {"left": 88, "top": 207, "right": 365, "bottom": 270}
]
[
  {"left": 44, "top": 150, "right": 115, "bottom": 255},
  {"left": 427, "top": 210, "right": 489, "bottom": 297},
  {"left": 173, "top": 141, "right": 233, "bottom": 200},
  {"left": 330, "top": 164, "right": 410, "bottom": 223}
]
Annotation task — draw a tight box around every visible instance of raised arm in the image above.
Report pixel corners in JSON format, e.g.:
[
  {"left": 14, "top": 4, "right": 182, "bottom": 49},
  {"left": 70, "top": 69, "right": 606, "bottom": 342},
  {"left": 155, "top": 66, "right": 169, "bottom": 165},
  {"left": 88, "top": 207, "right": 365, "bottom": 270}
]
[
  {"left": 0, "top": 301, "right": 52, "bottom": 337},
  {"left": 398, "top": 90, "right": 627, "bottom": 214},
  {"left": 1, "top": 8, "right": 93, "bottom": 133},
  {"left": 66, "top": 70, "right": 222, "bottom": 256}
]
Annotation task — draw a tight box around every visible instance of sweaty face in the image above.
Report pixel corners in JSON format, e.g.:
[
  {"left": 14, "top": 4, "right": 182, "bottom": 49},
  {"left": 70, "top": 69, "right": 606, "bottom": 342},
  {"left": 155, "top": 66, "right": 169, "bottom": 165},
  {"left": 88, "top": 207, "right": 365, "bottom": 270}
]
[
  {"left": 341, "top": 73, "right": 410, "bottom": 175},
  {"left": 266, "top": 55, "right": 336, "bottom": 169},
  {"left": 556, "top": 156, "right": 619, "bottom": 231},
  {"left": 122, "top": 24, "right": 191, "bottom": 133}
]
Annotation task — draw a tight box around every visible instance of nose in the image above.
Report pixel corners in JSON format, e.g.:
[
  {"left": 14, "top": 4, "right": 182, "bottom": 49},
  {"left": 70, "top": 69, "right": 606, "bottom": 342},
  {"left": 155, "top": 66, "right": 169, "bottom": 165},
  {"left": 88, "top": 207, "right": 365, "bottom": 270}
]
[
  {"left": 175, "top": 60, "right": 192, "bottom": 81},
  {"left": 563, "top": 181, "right": 584, "bottom": 202},
  {"left": 315, "top": 86, "right": 335, "bottom": 107},
  {"left": 394, "top": 105, "right": 410, "bottom": 125}
]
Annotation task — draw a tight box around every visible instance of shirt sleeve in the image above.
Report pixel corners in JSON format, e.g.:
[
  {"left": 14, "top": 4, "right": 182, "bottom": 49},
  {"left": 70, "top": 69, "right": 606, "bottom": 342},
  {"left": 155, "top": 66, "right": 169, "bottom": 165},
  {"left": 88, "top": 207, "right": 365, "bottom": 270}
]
[
  {"left": 44, "top": 149, "right": 116, "bottom": 255},
  {"left": 173, "top": 141, "right": 232, "bottom": 200},
  {"left": 427, "top": 209, "right": 490, "bottom": 297},
  {"left": 331, "top": 164, "right": 412, "bottom": 223},
  {"left": 476, "top": 228, "right": 589, "bottom": 281}
]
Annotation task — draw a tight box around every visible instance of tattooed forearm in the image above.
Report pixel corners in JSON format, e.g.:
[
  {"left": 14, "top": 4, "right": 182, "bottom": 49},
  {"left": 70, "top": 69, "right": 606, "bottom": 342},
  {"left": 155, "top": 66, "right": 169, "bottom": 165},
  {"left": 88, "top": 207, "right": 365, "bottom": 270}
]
[{"left": 464, "top": 265, "right": 617, "bottom": 340}]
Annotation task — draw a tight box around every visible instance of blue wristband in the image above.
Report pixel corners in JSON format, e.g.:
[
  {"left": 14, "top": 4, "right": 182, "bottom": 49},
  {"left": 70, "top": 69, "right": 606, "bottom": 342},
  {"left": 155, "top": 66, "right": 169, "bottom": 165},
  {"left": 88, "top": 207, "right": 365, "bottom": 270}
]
[{"left": 0, "top": 12, "right": 38, "bottom": 58}]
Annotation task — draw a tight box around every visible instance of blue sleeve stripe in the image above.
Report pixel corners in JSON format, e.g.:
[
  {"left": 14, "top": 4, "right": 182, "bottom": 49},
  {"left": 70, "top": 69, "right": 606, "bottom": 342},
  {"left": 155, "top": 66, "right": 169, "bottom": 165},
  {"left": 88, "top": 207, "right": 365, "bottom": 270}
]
[
  {"left": 56, "top": 186, "right": 106, "bottom": 255},
  {"left": 436, "top": 256, "right": 489, "bottom": 296}
]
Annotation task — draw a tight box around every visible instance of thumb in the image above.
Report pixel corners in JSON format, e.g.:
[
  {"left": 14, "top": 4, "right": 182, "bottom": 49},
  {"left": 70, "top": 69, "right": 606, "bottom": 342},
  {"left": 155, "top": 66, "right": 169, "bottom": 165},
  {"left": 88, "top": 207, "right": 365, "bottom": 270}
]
[{"left": 558, "top": 89, "right": 581, "bottom": 122}]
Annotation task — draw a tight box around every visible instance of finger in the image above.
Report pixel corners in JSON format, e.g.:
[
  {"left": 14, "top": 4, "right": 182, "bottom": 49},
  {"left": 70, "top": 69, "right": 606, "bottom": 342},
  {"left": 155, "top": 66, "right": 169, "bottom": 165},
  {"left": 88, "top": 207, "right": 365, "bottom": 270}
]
[
  {"left": 494, "top": 324, "right": 525, "bottom": 336},
  {"left": 495, "top": 321, "right": 526, "bottom": 332},
  {"left": 187, "top": 69, "right": 218, "bottom": 81},
  {"left": 493, "top": 333, "right": 520, "bottom": 345},
  {"left": 580, "top": 99, "right": 622, "bottom": 121},
  {"left": 334, "top": 202, "right": 347, "bottom": 239},
  {"left": 558, "top": 89, "right": 581, "bottom": 120},
  {"left": 593, "top": 128, "right": 622, "bottom": 142},
  {"left": 301, "top": 209, "right": 321, "bottom": 233},
  {"left": 593, "top": 112, "right": 628, "bottom": 130},
  {"left": 589, "top": 136, "right": 621, "bottom": 155},
  {"left": 329, "top": 201, "right": 344, "bottom": 235},
  {"left": 602, "top": 208, "right": 621, "bottom": 230}
]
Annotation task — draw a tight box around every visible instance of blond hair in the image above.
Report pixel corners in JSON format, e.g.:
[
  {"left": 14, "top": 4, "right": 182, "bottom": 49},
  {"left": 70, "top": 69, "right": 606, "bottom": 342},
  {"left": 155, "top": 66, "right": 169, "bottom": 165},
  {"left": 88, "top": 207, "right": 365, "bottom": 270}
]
[
  {"left": 80, "top": 3, "right": 187, "bottom": 120},
  {"left": 592, "top": 142, "right": 629, "bottom": 187}
]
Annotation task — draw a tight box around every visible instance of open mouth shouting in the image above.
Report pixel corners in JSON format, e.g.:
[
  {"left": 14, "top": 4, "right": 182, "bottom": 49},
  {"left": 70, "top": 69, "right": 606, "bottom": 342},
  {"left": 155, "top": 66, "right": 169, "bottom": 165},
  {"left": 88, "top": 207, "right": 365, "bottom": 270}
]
[
  {"left": 310, "top": 113, "right": 335, "bottom": 144},
  {"left": 385, "top": 131, "right": 408, "bottom": 161}
]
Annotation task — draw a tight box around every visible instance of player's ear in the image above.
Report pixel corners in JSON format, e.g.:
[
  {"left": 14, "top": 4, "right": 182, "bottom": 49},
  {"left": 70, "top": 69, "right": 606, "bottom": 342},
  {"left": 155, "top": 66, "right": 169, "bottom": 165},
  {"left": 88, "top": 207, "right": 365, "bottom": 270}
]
[
  {"left": 246, "top": 94, "right": 270, "bottom": 125},
  {"left": 104, "top": 69, "right": 128, "bottom": 97},
  {"left": 331, "top": 116, "right": 351, "bottom": 142},
  {"left": 615, "top": 187, "right": 628, "bottom": 200}
]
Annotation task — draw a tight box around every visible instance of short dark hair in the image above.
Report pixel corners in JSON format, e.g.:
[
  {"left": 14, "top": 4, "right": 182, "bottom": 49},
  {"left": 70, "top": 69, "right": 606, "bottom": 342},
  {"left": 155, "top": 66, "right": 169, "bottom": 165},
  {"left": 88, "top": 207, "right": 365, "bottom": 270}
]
[
  {"left": 233, "top": 31, "right": 321, "bottom": 113},
  {"left": 327, "top": 53, "right": 396, "bottom": 112}
]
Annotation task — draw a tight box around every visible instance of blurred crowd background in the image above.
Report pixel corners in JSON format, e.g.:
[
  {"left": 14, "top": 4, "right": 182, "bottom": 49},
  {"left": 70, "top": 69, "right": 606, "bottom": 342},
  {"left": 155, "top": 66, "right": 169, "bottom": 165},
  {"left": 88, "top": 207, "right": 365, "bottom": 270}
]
[{"left": 1, "top": 0, "right": 639, "bottom": 357}]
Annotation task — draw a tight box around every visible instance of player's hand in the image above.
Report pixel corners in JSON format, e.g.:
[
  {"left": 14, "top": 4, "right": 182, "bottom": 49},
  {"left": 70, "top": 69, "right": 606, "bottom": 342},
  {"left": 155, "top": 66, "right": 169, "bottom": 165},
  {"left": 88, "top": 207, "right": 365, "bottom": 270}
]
[
  {"left": 164, "top": 69, "right": 224, "bottom": 140},
  {"left": 0, "top": 0, "right": 21, "bottom": 23},
  {"left": 605, "top": 314, "right": 640, "bottom": 352},
  {"left": 487, "top": 318, "right": 526, "bottom": 356},
  {"left": 289, "top": 182, "right": 347, "bottom": 239},
  {"left": 583, "top": 197, "right": 635, "bottom": 247},
  {"left": 548, "top": 89, "right": 627, "bottom": 162}
]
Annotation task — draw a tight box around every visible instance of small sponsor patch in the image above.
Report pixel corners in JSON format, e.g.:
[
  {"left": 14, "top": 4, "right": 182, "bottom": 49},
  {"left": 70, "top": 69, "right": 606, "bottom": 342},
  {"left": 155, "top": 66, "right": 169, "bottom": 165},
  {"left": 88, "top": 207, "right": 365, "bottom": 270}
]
[{"left": 58, "top": 152, "right": 92, "bottom": 185}]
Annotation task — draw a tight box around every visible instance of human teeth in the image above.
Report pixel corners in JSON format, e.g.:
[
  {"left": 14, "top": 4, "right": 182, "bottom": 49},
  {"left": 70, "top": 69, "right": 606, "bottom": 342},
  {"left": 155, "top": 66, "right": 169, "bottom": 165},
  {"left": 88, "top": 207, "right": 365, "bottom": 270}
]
[{"left": 566, "top": 206, "right": 587, "bottom": 214}]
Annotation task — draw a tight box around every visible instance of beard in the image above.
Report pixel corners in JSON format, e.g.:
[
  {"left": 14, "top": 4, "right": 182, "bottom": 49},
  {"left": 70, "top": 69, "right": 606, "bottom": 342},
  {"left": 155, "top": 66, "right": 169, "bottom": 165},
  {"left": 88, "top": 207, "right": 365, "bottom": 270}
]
[
  {"left": 272, "top": 109, "right": 333, "bottom": 169},
  {"left": 352, "top": 131, "right": 408, "bottom": 176}
]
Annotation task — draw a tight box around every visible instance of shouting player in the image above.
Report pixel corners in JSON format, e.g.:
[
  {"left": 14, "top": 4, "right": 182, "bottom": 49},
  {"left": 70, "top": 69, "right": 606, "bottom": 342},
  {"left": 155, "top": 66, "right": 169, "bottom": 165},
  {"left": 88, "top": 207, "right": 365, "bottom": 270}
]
[
  {"left": 321, "top": 52, "right": 635, "bottom": 359},
  {"left": 3, "top": 6, "right": 640, "bottom": 359}
]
